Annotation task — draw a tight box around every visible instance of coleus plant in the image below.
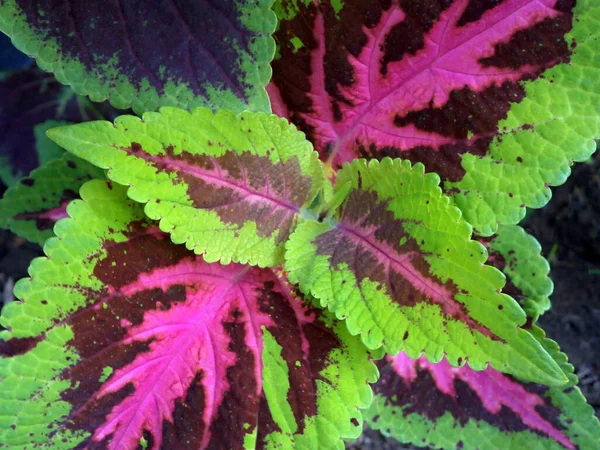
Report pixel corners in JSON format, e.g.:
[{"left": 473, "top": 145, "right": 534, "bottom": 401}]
[{"left": 0, "top": 1, "right": 599, "bottom": 450}]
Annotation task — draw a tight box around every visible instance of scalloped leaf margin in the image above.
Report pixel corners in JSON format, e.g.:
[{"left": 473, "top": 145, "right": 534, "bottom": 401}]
[
  {"left": 269, "top": 0, "right": 600, "bottom": 235},
  {"left": 285, "top": 157, "right": 565, "bottom": 385},
  {"left": 0, "top": 179, "right": 377, "bottom": 449},
  {"left": 0, "top": 0, "right": 276, "bottom": 114},
  {"left": 47, "top": 108, "right": 326, "bottom": 268},
  {"left": 364, "top": 327, "right": 600, "bottom": 450},
  {"left": 0, "top": 153, "right": 105, "bottom": 245},
  {"left": 479, "top": 225, "right": 553, "bottom": 322}
]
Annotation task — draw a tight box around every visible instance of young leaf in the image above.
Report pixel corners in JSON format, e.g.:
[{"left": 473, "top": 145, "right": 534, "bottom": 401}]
[
  {"left": 0, "top": 180, "right": 377, "bottom": 449},
  {"left": 364, "top": 327, "right": 600, "bottom": 450},
  {"left": 0, "top": 0, "right": 276, "bottom": 114},
  {"left": 0, "top": 153, "right": 105, "bottom": 245},
  {"left": 269, "top": 0, "right": 600, "bottom": 235},
  {"left": 47, "top": 108, "right": 326, "bottom": 267},
  {"left": 285, "top": 158, "right": 565, "bottom": 385},
  {"left": 479, "top": 225, "right": 553, "bottom": 322}
]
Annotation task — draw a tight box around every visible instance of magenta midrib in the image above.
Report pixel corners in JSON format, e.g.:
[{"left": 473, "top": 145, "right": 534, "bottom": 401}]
[
  {"left": 49, "top": 263, "right": 251, "bottom": 346},
  {"left": 398, "top": 358, "right": 574, "bottom": 449},
  {"left": 70, "top": 268, "right": 255, "bottom": 443},
  {"left": 14, "top": 203, "right": 68, "bottom": 221},
  {"left": 480, "top": 370, "right": 573, "bottom": 448},
  {"left": 135, "top": 151, "right": 302, "bottom": 214},
  {"left": 99, "top": 328, "right": 198, "bottom": 449},
  {"left": 336, "top": 222, "right": 454, "bottom": 306},
  {"left": 326, "top": 0, "right": 555, "bottom": 162}
]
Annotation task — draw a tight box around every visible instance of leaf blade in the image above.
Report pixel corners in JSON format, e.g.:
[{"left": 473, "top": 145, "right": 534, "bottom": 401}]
[
  {"left": 0, "top": 179, "right": 376, "bottom": 449},
  {"left": 0, "top": 153, "right": 105, "bottom": 245},
  {"left": 47, "top": 108, "right": 326, "bottom": 268},
  {"left": 270, "top": 0, "right": 600, "bottom": 235},
  {"left": 364, "top": 327, "right": 600, "bottom": 450},
  {"left": 0, "top": 0, "right": 276, "bottom": 114},
  {"left": 285, "top": 158, "right": 565, "bottom": 385},
  {"left": 479, "top": 225, "right": 553, "bottom": 321}
]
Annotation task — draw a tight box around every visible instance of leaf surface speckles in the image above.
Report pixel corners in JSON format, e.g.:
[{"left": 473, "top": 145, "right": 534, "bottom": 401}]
[
  {"left": 365, "top": 327, "right": 600, "bottom": 450},
  {"left": 285, "top": 158, "right": 565, "bottom": 385},
  {"left": 0, "top": 180, "right": 376, "bottom": 450},
  {"left": 0, "top": 0, "right": 276, "bottom": 115},
  {"left": 47, "top": 108, "right": 326, "bottom": 268},
  {"left": 270, "top": 0, "right": 600, "bottom": 234},
  {"left": 478, "top": 225, "right": 553, "bottom": 322}
]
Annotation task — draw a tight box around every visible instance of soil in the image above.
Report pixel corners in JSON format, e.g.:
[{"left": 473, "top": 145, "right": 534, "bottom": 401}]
[{"left": 1, "top": 155, "right": 599, "bottom": 449}]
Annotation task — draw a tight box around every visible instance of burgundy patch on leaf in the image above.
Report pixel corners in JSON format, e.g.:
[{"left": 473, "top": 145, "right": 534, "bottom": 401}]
[
  {"left": 128, "top": 142, "right": 313, "bottom": 245},
  {"left": 479, "top": 235, "right": 527, "bottom": 300},
  {"left": 476, "top": 225, "right": 553, "bottom": 320},
  {"left": 0, "top": 153, "right": 105, "bottom": 245},
  {"left": 3, "top": 0, "right": 274, "bottom": 113},
  {"left": 71, "top": 237, "right": 332, "bottom": 448},
  {"left": 1, "top": 196, "right": 354, "bottom": 449},
  {"left": 375, "top": 352, "right": 575, "bottom": 448},
  {"left": 13, "top": 191, "right": 74, "bottom": 231},
  {"left": 269, "top": 0, "right": 574, "bottom": 180},
  {"left": 314, "top": 189, "right": 496, "bottom": 339}
]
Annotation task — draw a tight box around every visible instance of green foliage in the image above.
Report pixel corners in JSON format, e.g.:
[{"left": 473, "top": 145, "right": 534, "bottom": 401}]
[
  {"left": 0, "top": 1, "right": 599, "bottom": 449},
  {"left": 285, "top": 158, "right": 565, "bottom": 385},
  {"left": 0, "top": 153, "right": 104, "bottom": 244},
  {"left": 485, "top": 225, "right": 553, "bottom": 322},
  {"left": 449, "top": 0, "right": 600, "bottom": 235},
  {"left": 0, "top": 0, "right": 276, "bottom": 114},
  {"left": 47, "top": 108, "right": 325, "bottom": 267},
  {"left": 0, "top": 180, "right": 377, "bottom": 449},
  {"left": 364, "top": 327, "right": 600, "bottom": 450}
]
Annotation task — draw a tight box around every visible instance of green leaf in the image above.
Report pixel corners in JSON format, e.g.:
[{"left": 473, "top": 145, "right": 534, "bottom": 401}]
[
  {"left": 480, "top": 225, "right": 553, "bottom": 322},
  {"left": 0, "top": 179, "right": 377, "bottom": 449},
  {"left": 0, "top": 0, "right": 276, "bottom": 114},
  {"left": 47, "top": 107, "right": 326, "bottom": 268},
  {"left": 448, "top": 0, "right": 600, "bottom": 235},
  {"left": 285, "top": 158, "right": 565, "bottom": 385},
  {"left": 364, "top": 326, "right": 600, "bottom": 450},
  {"left": 0, "top": 153, "right": 105, "bottom": 245},
  {"left": 33, "top": 120, "right": 69, "bottom": 165}
]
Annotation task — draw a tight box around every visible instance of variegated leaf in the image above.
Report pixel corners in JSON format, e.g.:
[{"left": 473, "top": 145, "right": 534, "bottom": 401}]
[
  {"left": 0, "top": 180, "right": 376, "bottom": 449},
  {"left": 285, "top": 158, "right": 565, "bottom": 385},
  {"left": 0, "top": 0, "right": 276, "bottom": 114},
  {"left": 0, "top": 153, "right": 105, "bottom": 245},
  {"left": 47, "top": 108, "right": 326, "bottom": 268},
  {"left": 365, "top": 327, "right": 600, "bottom": 450},
  {"left": 270, "top": 0, "right": 600, "bottom": 235}
]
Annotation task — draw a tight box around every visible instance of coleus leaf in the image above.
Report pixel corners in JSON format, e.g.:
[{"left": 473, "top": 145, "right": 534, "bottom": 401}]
[
  {"left": 0, "top": 66, "right": 121, "bottom": 186},
  {"left": 0, "top": 153, "right": 105, "bottom": 245},
  {"left": 47, "top": 108, "right": 326, "bottom": 268},
  {"left": 285, "top": 158, "right": 565, "bottom": 385},
  {"left": 479, "top": 225, "right": 553, "bottom": 322},
  {"left": 0, "top": 179, "right": 377, "bottom": 449},
  {"left": 364, "top": 327, "right": 600, "bottom": 450},
  {"left": 0, "top": 0, "right": 276, "bottom": 114},
  {"left": 269, "top": 0, "right": 600, "bottom": 235}
]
